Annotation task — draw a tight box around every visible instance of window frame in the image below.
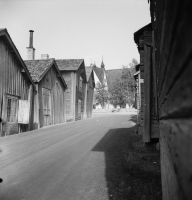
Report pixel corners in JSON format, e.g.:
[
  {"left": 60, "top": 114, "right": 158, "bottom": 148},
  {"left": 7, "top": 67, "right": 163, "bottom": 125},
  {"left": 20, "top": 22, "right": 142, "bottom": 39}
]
[{"left": 79, "top": 77, "right": 82, "bottom": 91}]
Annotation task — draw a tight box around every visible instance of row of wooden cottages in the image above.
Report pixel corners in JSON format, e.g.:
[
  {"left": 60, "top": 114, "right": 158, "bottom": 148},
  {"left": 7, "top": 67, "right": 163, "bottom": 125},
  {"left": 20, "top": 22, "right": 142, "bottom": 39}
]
[
  {"left": 0, "top": 29, "right": 95, "bottom": 136},
  {"left": 133, "top": 23, "right": 159, "bottom": 143},
  {"left": 133, "top": 0, "right": 192, "bottom": 199}
]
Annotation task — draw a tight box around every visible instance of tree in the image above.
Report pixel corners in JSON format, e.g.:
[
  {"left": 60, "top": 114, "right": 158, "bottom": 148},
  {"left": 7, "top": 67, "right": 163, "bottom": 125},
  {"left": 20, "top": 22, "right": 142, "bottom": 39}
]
[
  {"left": 94, "top": 82, "right": 109, "bottom": 108},
  {"left": 122, "top": 59, "right": 138, "bottom": 107},
  {"left": 109, "top": 78, "right": 126, "bottom": 108},
  {"left": 109, "top": 58, "right": 138, "bottom": 108}
]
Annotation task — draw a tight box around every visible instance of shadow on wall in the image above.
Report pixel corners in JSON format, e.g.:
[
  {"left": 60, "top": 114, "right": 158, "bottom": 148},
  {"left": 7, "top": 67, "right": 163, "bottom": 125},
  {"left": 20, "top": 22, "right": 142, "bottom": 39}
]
[{"left": 92, "top": 117, "right": 161, "bottom": 200}]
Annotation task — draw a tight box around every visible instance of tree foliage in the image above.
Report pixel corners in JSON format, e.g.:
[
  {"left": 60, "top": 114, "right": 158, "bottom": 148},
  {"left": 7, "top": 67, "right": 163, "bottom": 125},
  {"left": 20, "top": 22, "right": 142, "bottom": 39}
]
[
  {"left": 94, "top": 82, "right": 109, "bottom": 108},
  {"left": 109, "top": 59, "right": 138, "bottom": 108},
  {"left": 108, "top": 78, "right": 126, "bottom": 108}
]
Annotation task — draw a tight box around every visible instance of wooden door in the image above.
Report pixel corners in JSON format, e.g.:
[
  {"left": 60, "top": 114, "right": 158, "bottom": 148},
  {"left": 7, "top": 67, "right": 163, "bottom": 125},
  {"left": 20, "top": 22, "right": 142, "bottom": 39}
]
[
  {"left": 2, "top": 93, "right": 19, "bottom": 136},
  {"left": 42, "top": 88, "right": 51, "bottom": 126}
]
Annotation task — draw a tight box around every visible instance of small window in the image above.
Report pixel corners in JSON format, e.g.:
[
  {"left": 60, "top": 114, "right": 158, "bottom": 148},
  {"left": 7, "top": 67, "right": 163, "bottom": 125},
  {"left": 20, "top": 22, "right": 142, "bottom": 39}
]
[
  {"left": 79, "top": 78, "right": 82, "bottom": 91},
  {"left": 7, "top": 97, "right": 18, "bottom": 122},
  {"left": 76, "top": 74, "right": 79, "bottom": 87}
]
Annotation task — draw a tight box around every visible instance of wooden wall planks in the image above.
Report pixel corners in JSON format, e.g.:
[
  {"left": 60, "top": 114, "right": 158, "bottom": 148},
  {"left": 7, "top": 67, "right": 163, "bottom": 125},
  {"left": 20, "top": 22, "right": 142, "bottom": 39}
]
[
  {"left": 38, "top": 65, "right": 66, "bottom": 128},
  {"left": 160, "top": 119, "right": 192, "bottom": 200},
  {"left": 0, "top": 38, "right": 33, "bottom": 135},
  {"left": 149, "top": 0, "right": 192, "bottom": 199}
]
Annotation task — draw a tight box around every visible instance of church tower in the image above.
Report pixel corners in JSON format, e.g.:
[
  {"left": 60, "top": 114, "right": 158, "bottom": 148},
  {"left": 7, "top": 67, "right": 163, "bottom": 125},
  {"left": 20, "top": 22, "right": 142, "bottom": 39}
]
[{"left": 101, "top": 57, "right": 105, "bottom": 68}]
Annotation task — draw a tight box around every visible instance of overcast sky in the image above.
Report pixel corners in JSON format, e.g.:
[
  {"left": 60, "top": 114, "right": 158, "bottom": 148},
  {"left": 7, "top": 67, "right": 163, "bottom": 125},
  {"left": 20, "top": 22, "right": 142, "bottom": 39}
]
[{"left": 0, "top": 0, "right": 150, "bottom": 69}]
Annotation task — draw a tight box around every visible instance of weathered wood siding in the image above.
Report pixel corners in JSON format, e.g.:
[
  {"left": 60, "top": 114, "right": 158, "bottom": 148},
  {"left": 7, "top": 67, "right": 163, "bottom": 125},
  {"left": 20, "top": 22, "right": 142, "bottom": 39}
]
[
  {"left": 86, "top": 72, "right": 94, "bottom": 118},
  {"left": 75, "top": 67, "right": 84, "bottom": 121},
  {"left": 138, "top": 37, "right": 144, "bottom": 136},
  {"left": 136, "top": 28, "right": 159, "bottom": 141},
  {"left": 149, "top": 0, "right": 192, "bottom": 199},
  {"left": 0, "top": 38, "right": 33, "bottom": 136},
  {"left": 37, "top": 66, "right": 65, "bottom": 128},
  {"left": 62, "top": 72, "right": 74, "bottom": 122}
]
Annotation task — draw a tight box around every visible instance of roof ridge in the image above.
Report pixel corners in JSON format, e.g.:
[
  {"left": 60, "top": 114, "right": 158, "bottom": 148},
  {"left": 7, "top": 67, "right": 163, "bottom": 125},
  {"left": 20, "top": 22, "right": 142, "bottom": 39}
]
[
  {"left": 24, "top": 58, "right": 54, "bottom": 61},
  {"left": 55, "top": 58, "right": 84, "bottom": 60},
  {"left": 106, "top": 68, "right": 123, "bottom": 71}
]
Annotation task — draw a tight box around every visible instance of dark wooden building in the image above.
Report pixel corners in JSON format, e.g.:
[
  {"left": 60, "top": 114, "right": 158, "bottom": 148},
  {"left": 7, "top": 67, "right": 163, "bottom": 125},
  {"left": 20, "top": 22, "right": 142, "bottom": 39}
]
[
  {"left": 148, "top": 1, "right": 192, "bottom": 199},
  {"left": 134, "top": 0, "right": 192, "bottom": 199},
  {"left": 85, "top": 66, "right": 95, "bottom": 118},
  {"left": 56, "top": 59, "right": 87, "bottom": 122},
  {"left": 133, "top": 64, "right": 141, "bottom": 124},
  {"left": 0, "top": 29, "right": 35, "bottom": 136},
  {"left": 134, "top": 23, "right": 159, "bottom": 142},
  {"left": 25, "top": 59, "right": 67, "bottom": 128}
]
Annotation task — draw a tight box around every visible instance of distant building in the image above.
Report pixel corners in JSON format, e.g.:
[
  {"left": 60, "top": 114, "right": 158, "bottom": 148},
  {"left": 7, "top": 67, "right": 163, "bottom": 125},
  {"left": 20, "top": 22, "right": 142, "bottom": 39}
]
[
  {"left": 25, "top": 59, "right": 67, "bottom": 129},
  {"left": 93, "top": 59, "right": 135, "bottom": 109},
  {"left": 92, "top": 59, "right": 108, "bottom": 109},
  {"left": 24, "top": 31, "right": 67, "bottom": 129},
  {"left": 85, "top": 66, "right": 95, "bottom": 118},
  {"left": 56, "top": 59, "right": 87, "bottom": 122}
]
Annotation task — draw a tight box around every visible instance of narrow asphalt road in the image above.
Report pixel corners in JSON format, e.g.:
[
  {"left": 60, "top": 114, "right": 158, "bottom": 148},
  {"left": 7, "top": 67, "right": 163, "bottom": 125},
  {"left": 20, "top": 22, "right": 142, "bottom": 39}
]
[{"left": 0, "top": 113, "right": 136, "bottom": 200}]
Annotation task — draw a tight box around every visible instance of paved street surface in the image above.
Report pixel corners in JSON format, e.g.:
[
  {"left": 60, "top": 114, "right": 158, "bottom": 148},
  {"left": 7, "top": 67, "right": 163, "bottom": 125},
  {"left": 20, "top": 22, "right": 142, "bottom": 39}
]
[{"left": 0, "top": 113, "right": 136, "bottom": 200}]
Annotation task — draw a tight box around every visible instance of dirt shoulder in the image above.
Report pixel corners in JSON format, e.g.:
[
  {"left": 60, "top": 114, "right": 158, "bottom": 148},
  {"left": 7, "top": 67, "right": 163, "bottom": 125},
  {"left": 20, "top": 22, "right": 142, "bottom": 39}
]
[{"left": 103, "top": 115, "right": 162, "bottom": 200}]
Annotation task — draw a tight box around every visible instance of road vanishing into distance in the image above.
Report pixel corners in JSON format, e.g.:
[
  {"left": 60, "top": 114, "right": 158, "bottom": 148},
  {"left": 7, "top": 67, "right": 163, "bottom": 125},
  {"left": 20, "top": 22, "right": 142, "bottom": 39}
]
[{"left": 0, "top": 113, "right": 136, "bottom": 200}]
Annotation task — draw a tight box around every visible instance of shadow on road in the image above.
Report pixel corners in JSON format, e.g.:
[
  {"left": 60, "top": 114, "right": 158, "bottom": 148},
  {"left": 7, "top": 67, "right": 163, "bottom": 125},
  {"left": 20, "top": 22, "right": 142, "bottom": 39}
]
[{"left": 92, "top": 118, "right": 162, "bottom": 200}]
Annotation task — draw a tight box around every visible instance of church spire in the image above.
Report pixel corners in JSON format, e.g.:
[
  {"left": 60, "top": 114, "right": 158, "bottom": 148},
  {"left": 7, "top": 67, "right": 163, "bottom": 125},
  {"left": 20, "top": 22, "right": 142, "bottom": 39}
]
[{"left": 101, "top": 56, "right": 105, "bottom": 68}]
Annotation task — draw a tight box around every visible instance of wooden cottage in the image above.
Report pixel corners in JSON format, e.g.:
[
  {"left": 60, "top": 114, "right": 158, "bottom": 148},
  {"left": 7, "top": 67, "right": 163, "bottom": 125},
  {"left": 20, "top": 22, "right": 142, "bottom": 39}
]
[
  {"left": 134, "top": 23, "right": 159, "bottom": 143},
  {"left": 24, "top": 59, "right": 67, "bottom": 129},
  {"left": 147, "top": 0, "right": 192, "bottom": 199},
  {"left": 56, "top": 59, "right": 87, "bottom": 122},
  {"left": 85, "top": 66, "right": 95, "bottom": 118},
  {"left": 0, "top": 29, "right": 35, "bottom": 136}
]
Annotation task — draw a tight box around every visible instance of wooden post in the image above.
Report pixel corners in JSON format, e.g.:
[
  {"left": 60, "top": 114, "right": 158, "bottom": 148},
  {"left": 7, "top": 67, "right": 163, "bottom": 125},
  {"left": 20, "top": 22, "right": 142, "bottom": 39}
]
[
  {"left": 72, "top": 72, "right": 76, "bottom": 121},
  {"left": 64, "top": 90, "right": 66, "bottom": 123},
  {"left": 83, "top": 83, "right": 87, "bottom": 119},
  {"left": 152, "top": 31, "right": 159, "bottom": 120},
  {"left": 143, "top": 43, "right": 151, "bottom": 142},
  {"left": 90, "top": 87, "right": 94, "bottom": 118},
  {"left": 28, "top": 85, "right": 33, "bottom": 131},
  {"left": 1, "top": 92, "right": 7, "bottom": 136},
  {"left": 33, "top": 84, "right": 40, "bottom": 129}
]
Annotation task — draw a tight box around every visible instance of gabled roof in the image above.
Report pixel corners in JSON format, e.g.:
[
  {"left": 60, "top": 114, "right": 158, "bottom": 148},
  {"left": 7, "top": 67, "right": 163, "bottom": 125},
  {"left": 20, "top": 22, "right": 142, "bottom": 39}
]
[
  {"left": 85, "top": 66, "right": 95, "bottom": 88},
  {"left": 55, "top": 59, "right": 84, "bottom": 71},
  {"left": 93, "top": 65, "right": 105, "bottom": 84},
  {"left": 24, "top": 59, "right": 67, "bottom": 88},
  {"left": 105, "top": 69, "right": 123, "bottom": 90},
  {"left": 85, "top": 66, "right": 93, "bottom": 81},
  {"left": 134, "top": 23, "right": 152, "bottom": 49},
  {"left": 0, "top": 28, "right": 35, "bottom": 87}
]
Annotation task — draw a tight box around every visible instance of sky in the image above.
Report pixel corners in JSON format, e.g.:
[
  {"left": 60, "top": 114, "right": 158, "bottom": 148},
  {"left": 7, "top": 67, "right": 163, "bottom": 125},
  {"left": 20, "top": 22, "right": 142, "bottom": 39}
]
[{"left": 0, "top": 0, "right": 150, "bottom": 70}]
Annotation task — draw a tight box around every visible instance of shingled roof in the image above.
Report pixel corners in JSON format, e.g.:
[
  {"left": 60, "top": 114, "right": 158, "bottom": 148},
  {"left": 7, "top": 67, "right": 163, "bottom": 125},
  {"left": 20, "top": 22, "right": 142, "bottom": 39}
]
[
  {"left": 24, "top": 59, "right": 67, "bottom": 88},
  {"left": 85, "top": 66, "right": 93, "bottom": 81},
  {"left": 93, "top": 65, "right": 105, "bottom": 84},
  {"left": 55, "top": 59, "right": 84, "bottom": 71},
  {"left": 134, "top": 23, "right": 152, "bottom": 51},
  {"left": 105, "top": 69, "right": 123, "bottom": 90}
]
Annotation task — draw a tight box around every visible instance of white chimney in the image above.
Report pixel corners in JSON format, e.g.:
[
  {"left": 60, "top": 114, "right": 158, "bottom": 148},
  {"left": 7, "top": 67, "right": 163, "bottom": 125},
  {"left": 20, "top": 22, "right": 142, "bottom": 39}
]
[
  {"left": 41, "top": 54, "right": 49, "bottom": 60},
  {"left": 26, "top": 30, "right": 35, "bottom": 60}
]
